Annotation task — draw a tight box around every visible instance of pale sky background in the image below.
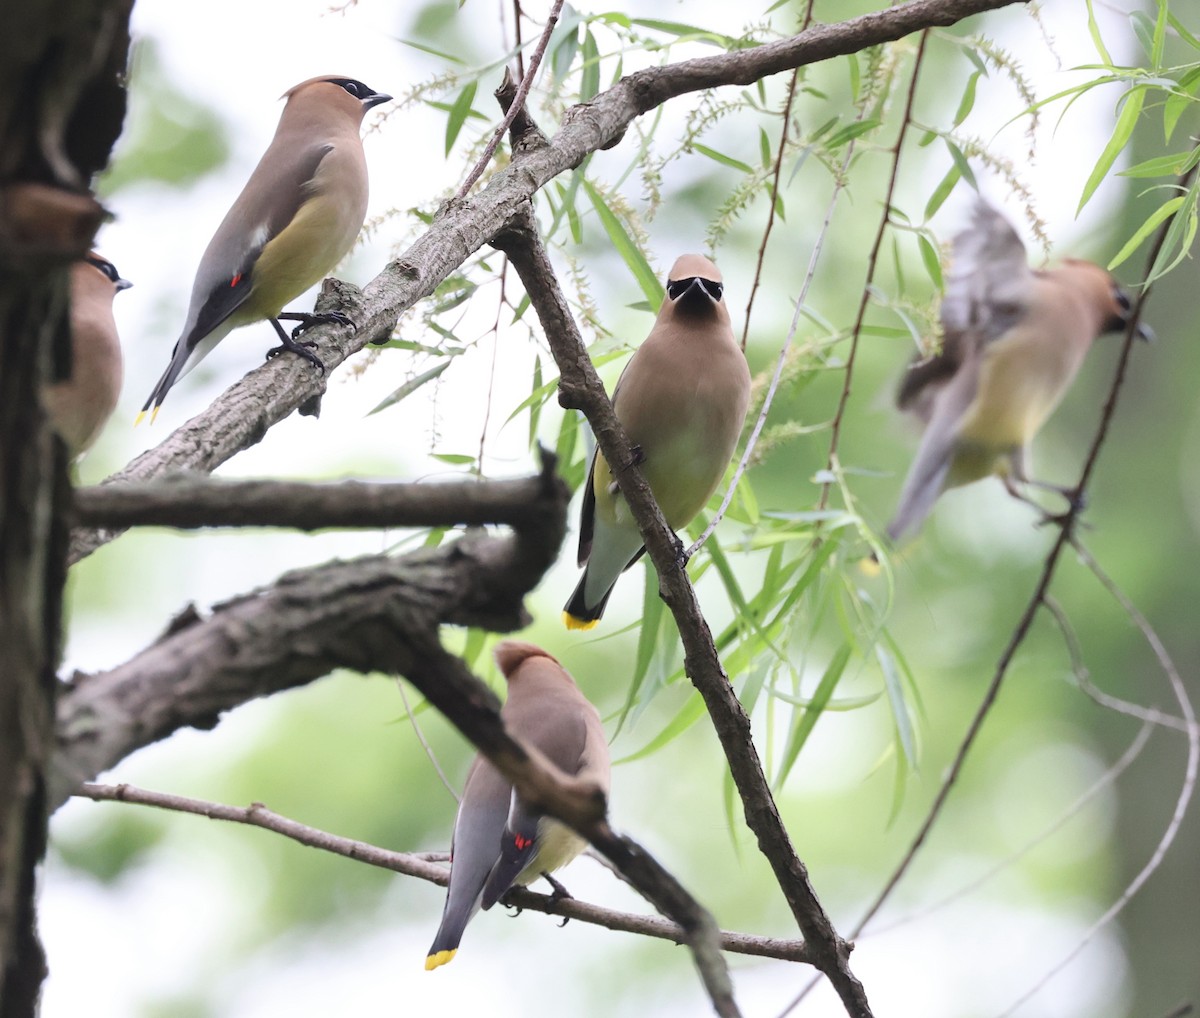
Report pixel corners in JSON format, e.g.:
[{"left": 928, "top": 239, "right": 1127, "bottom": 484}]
[{"left": 39, "top": 1, "right": 1149, "bottom": 1016}]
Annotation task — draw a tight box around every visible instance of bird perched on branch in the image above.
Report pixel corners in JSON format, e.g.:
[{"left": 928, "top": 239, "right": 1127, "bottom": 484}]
[
  {"left": 426, "top": 641, "right": 610, "bottom": 970},
  {"left": 563, "top": 254, "right": 751, "bottom": 629},
  {"left": 886, "top": 198, "right": 1152, "bottom": 543},
  {"left": 42, "top": 252, "right": 130, "bottom": 456},
  {"left": 139, "top": 75, "right": 391, "bottom": 422}
]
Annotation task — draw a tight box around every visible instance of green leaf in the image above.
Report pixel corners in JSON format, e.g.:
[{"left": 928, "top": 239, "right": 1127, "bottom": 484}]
[
  {"left": 954, "top": 71, "right": 981, "bottom": 127},
  {"left": 527, "top": 356, "right": 543, "bottom": 446},
  {"left": 777, "top": 643, "right": 852, "bottom": 783},
  {"left": 615, "top": 692, "right": 706, "bottom": 764},
  {"left": 917, "top": 233, "right": 944, "bottom": 290},
  {"left": 583, "top": 179, "right": 664, "bottom": 307},
  {"left": 924, "top": 164, "right": 960, "bottom": 222},
  {"left": 693, "top": 143, "right": 753, "bottom": 174},
  {"left": 627, "top": 18, "right": 740, "bottom": 49},
  {"left": 1079, "top": 87, "right": 1145, "bottom": 213},
  {"left": 826, "top": 118, "right": 881, "bottom": 149},
  {"left": 580, "top": 29, "right": 601, "bottom": 101},
  {"left": 878, "top": 645, "right": 917, "bottom": 768},
  {"left": 1085, "top": 0, "right": 1114, "bottom": 65},
  {"left": 444, "top": 80, "right": 478, "bottom": 156},
  {"left": 431, "top": 453, "right": 476, "bottom": 466},
  {"left": 943, "top": 139, "right": 977, "bottom": 189},
  {"left": 366, "top": 361, "right": 451, "bottom": 417},
  {"left": 1119, "top": 150, "right": 1200, "bottom": 179}
]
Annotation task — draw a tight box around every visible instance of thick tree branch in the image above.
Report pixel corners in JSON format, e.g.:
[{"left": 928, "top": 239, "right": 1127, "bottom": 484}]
[
  {"left": 68, "top": 0, "right": 1024, "bottom": 566},
  {"left": 51, "top": 462, "right": 568, "bottom": 810},
  {"left": 74, "top": 781, "right": 811, "bottom": 963},
  {"left": 72, "top": 471, "right": 565, "bottom": 532},
  {"left": 490, "top": 207, "right": 870, "bottom": 1018}
]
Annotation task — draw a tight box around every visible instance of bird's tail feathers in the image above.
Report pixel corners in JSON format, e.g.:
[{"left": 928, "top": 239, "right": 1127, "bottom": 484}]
[{"left": 562, "top": 569, "right": 615, "bottom": 630}]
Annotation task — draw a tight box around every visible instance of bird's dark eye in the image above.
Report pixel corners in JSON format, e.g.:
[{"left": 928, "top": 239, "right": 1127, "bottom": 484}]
[
  {"left": 1114, "top": 287, "right": 1132, "bottom": 312},
  {"left": 699, "top": 279, "right": 723, "bottom": 301},
  {"left": 667, "top": 278, "right": 691, "bottom": 300}
]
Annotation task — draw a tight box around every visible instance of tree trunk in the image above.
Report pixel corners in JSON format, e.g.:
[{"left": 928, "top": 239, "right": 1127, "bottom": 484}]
[{"left": 0, "top": 2, "right": 131, "bottom": 1013}]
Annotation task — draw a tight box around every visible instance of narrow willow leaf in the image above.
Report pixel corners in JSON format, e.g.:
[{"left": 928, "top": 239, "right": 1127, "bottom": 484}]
[
  {"left": 1119, "top": 150, "right": 1200, "bottom": 179},
  {"left": 1146, "top": 181, "right": 1199, "bottom": 283},
  {"left": 759, "top": 126, "right": 772, "bottom": 168},
  {"left": 527, "top": 356, "right": 543, "bottom": 446},
  {"left": 1085, "top": 0, "right": 1114, "bottom": 65},
  {"left": 924, "top": 164, "right": 961, "bottom": 222},
  {"left": 615, "top": 691, "right": 706, "bottom": 764},
  {"left": 444, "top": 80, "right": 478, "bottom": 156},
  {"left": 1078, "top": 87, "right": 1145, "bottom": 213},
  {"left": 777, "top": 643, "right": 852, "bottom": 784},
  {"left": 954, "top": 71, "right": 981, "bottom": 126},
  {"left": 827, "top": 118, "right": 881, "bottom": 149},
  {"left": 1164, "top": 67, "right": 1200, "bottom": 142},
  {"left": 583, "top": 179, "right": 664, "bottom": 307},
  {"left": 580, "top": 29, "right": 601, "bottom": 101},
  {"left": 399, "top": 38, "right": 467, "bottom": 64},
  {"left": 431, "top": 452, "right": 475, "bottom": 465},
  {"left": 693, "top": 143, "right": 753, "bottom": 174},
  {"left": 1108, "top": 196, "right": 1185, "bottom": 271},
  {"left": 628, "top": 18, "right": 739, "bottom": 49},
  {"left": 367, "top": 361, "right": 450, "bottom": 416},
  {"left": 943, "top": 139, "right": 977, "bottom": 188},
  {"left": 616, "top": 567, "right": 666, "bottom": 735},
  {"left": 917, "top": 233, "right": 944, "bottom": 290},
  {"left": 878, "top": 644, "right": 918, "bottom": 768}
]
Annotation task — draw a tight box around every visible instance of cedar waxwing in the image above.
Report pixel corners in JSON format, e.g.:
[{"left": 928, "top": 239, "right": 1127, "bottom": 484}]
[
  {"left": 886, "top": 198, "right": 1151, "bottom": 543},
  {"left": 42, "top": 253, "right": 131, "bottom": 456},
  {"left": 138, "top": 75, "right": 392, "bottom": 422},
  {"left": 563, "top": 254, "right": 751, "bottom": 629},
  {"left": 426, "top": 641, "right": 610, "bottom": 970}
]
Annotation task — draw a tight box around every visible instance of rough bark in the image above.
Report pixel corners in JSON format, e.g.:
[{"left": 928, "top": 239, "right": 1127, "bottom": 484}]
[{"left": 0, "top": 2, "right": 130, "bottom": 1014}]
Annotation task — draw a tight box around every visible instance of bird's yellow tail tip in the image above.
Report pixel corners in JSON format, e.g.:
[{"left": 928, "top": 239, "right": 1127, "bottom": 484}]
[
  {"left": 858, "top": 554, "right": 882, "bottom": 578},
  {"left": 134, "top": 407, "right": 160, "bottom": 427},
  {"left": 562, "top": 612, "right": 599, "bottom": 632},
  {"left": 425, "top": 949, "right": 456, "bottom": 971}
]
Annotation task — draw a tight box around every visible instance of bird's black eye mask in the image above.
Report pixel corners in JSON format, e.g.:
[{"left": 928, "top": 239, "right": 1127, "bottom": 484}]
[
  {"left": 84, "top": 253, "right": 131, "bottom": 290},
  {"left": 327, "top": 78, "right": 392, "bottom": 109},
  {"left": 1106, "top": 284, "right": 1153, "bottom": 341},
  {"left": 667, "top": 276, "right": 724, "bottom": 302}
]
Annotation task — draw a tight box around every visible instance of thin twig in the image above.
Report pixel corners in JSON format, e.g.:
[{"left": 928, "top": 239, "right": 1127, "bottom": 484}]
[
  {"left": 739, "top": 0, "right": 816, "bottom": 351},
  {"left": 456, "top": 0, "right": 564, "bottom": 199},
  {"left": 867, "top": 719, "right": 1154, "bottom": 936},
  {"left": 394, "top": 677, "right": 460, "bottom": 804},
  {"left": 73, "top": 781, "right": 810, "bottom": 963},
  {"left": 994, "top": 540, "right": 1199, "bottom": 1017},
  {"left": 818, "top": 30, "right": 929, "bottom": 512},
  {"left": 1043, "top": 596, "right": 1190, "bottom": 733},
  {"left": 686, "top": 94, "right": 869, "bottom": 560}
]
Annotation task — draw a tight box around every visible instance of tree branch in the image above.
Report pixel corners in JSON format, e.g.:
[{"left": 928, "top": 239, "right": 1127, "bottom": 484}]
[
  {"left": 73, "top": 781, "right": 812, "bottom": 963},
  {"left": 71, "top": 471, "right": 565, "bottom": 532},
  {"left": 51, "top": 461, "right": 568, "bottom": 810},
  {"left": 67, "top": 0, "right": 1024, "bottom": 566},
  {"left": 490, "top": 206, "right": 871, "bottom": 1018}
]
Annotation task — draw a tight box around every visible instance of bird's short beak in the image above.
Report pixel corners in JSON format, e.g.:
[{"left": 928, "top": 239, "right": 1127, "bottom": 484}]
[
  {"left": 1134, "top": 320, "right": 1155, "bottom": 343},
  {"left": 116, "top": 277, "right": 133, "bottom": 291},
  {"left": 362, "top": 92, "right": 393, "bottom": 111}
]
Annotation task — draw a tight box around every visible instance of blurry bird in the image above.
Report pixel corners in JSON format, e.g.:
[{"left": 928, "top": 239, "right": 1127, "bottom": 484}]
[
  {"left": 42, "top": 252, "right": 130, "bottom": 456},
  {"left": 426, "top": 641, "right": 610, "bottom": 970},
  {"left": 139, "top": 75, "right": 392, "bottom": 422},
  {"left": 887, "top": 198, "right": 1152, "bottom": 543},
  {"left": 563, "top": 254, "right": 751, "bottom": 629}
]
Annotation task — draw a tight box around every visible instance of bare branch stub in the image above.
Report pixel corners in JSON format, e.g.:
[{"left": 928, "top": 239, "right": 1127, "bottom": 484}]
[
  {"left": 52, "top": 464, "right": 569, "bottom": 810},
  {"left": 490, "top": 206, "right": 871, "bottom": 1018}
]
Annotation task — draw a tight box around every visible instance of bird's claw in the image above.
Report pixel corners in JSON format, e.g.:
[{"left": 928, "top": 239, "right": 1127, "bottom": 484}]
[
  {"left": 291, "top": 310, "right": 355, "bottom": 339},
  {"left": 628, "top": 444, "right": 646, "bottom": 468},
  {"left": 265, "top": 341, "right": 327, "bottom": 375}
]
